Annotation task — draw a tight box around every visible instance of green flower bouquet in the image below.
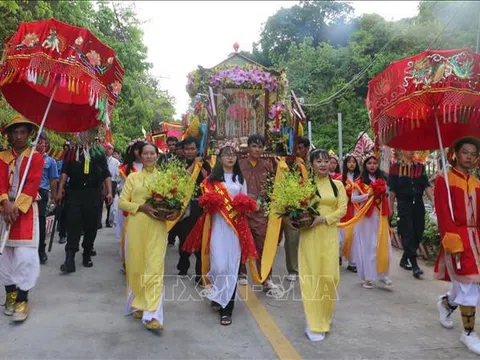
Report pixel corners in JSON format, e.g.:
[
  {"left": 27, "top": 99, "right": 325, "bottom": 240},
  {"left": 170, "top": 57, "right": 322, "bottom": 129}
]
[
  {"left": 144, "top": 159, "right": 195, "bottom": 220},
  {"left": 266, "top": 170, "right": 320, "bottom": 229}
]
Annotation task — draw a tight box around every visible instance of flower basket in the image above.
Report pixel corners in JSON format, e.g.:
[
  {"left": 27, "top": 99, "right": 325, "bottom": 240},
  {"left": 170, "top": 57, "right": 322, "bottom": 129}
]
[
  {"left": 264, "top": 169, "right": 320, "bottom": 229},
  {"left": 148, "top": 198, "right": 177, "bottom": 221},
  {"left": 291, "top": 211, "right": 314, "bottom": 229},
  {"left": 144, "top": 159, "right": 196, "bottom": 221}
]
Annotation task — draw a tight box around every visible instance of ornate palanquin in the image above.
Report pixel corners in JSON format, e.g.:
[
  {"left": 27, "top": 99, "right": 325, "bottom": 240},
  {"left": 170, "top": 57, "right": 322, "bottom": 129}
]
[{"left": 184, "top": 45, "right": 306, "bottom": 156}]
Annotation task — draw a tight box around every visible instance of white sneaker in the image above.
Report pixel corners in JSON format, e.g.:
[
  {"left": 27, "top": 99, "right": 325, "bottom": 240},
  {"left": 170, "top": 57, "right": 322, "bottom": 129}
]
[
  {"left": 460, "top": 331, "right": 480, "bottom": 355},
  {"left": 362, "top": 280, "right": 374, "bottom": 289},
  {"left": 437, "top": 296, "right": 455, "bottom": 329},
  {"left": 238, "top": 277, "right": 248, "bottom": 286},
  {"left": 380, "top": 278, "right": 393, "bottom": 288},
  {"left": 286, "top": 273, "right": 298, "bottom": 282},
  {"left": 304, "top": 325, "right": 325, "bottom": 342},
  {"left": 263, "top": 279, "right": 279, "bottom": 292}
]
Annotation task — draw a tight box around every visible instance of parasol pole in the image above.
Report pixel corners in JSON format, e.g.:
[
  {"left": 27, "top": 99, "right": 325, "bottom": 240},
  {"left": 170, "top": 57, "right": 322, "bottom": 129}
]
[
  {"left": 434, "top": 109, "right": 461, "bottom": 270},
  {"left": 434, "top": 110, "right": 454, "bottom": 219},
  {"left": 0, "top": 84, "right": 58, "bottom": 254}
]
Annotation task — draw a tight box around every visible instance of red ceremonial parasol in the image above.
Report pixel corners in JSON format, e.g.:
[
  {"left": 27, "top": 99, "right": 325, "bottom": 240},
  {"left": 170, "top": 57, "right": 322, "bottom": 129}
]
[
  {"left": 367, "top": 49, "right": 480, "bottom": 151},
  {"left": 0, "top": 18, "right": 124, "bottom": 132},
  {"left": 367, "top": 49, "right": 480, "bottom": 267},
  {"left": 0, "top": 18, "right": 124, "bottom": 252}
]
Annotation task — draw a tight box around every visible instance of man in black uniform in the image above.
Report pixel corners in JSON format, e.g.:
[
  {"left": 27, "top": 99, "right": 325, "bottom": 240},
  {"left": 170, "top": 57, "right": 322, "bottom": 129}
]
[
  {"left": 388, "top": 150, "right": 434, "bottom": 279},
  {"left": 56, "top": 145, "right": 113, "bottom": 273},
  {"left": 176, "top": 137, "right": 211, "bottom": 283},
  {"left": 164, "top": 136, "right": 178, "bottom": 162}
]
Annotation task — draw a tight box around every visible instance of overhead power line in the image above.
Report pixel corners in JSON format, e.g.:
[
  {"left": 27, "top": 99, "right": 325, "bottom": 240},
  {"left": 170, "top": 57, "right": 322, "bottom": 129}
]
[
  {"left": 426, "top": 1, "right": 465, "bottom": 50},
  {"left": 302, "top": 35, "right": 397, "bottom": 108},
  {"left": 303, "top": 0, "right": 464, "bottom": 109}
]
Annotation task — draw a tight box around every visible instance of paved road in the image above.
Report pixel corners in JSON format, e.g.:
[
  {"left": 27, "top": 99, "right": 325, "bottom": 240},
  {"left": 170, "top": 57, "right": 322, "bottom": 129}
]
[{"left": 0, "top": 227, "right": 477, "bottom": 360}]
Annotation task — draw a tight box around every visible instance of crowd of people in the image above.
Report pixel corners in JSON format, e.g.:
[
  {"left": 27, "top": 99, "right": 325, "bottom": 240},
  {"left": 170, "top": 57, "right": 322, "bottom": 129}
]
[{"left": 1, "top": 114, "right": 480, "bottom": 354}]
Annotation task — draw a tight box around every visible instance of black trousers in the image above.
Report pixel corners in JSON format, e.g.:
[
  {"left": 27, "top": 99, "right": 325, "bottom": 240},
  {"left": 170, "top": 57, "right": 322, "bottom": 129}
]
[
  {"left": 97, "top": 200, "right": 103, "bottom": 229},
  {"left": 38, "top": 188, "right": 49, "bottom": 254},
  {"left": 58, "top": 199, "right": 68, "bottom": 238},
  {"left": 397, "top": 198, "right": 426, "bottom": 260},
  {"left": 65, "top": 188, "right": 102, "bottom": 254},
  {"left": 176, "top": 202, "right": 201, "bottom": 276},
  {"left": 220, "top": 284, "right": 237, "bottom": 317},
  {"left": 168, "top": 222, "right": 179, "bottom": 245},
  {"left": 105, "top": 181, "right": 118, "bottom": 225}
]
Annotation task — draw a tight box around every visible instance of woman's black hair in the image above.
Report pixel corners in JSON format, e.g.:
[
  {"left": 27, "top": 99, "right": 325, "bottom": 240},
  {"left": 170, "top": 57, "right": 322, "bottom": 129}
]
[
  {"left": 360, "top": 155, "right": 386, "bottom": 185},
  {"left": 309, "top": 149, "right": 338, "bottom": 198},
  {"left": 209, "top": 146, "right": 244, "bottom": 184},
  {"left": 139, "top": 142, "right": 159, "bottom": 156},
  {"left": 330, "top": 157, "right": 341, "bottom": 173},
  {"left": 125, "top": 140, "right": 146, "bottom": 175},
  {"left": 342, "top": 155, "right": 360, "bottom": 184}
]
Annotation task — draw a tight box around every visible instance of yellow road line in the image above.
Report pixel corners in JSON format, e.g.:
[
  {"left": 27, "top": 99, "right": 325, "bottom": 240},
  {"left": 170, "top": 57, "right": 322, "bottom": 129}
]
[{"left": 239, "top": 285, "right": 302, "bottom": 360}]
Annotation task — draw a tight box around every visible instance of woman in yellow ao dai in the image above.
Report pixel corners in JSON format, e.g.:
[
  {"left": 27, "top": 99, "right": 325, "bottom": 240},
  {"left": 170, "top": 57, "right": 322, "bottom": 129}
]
[
  {"left": 119, "top": 143, "right": 179, "bottom": 332},
  {"left": 289, "top": 149, "right": 347, "bottom": 342}
]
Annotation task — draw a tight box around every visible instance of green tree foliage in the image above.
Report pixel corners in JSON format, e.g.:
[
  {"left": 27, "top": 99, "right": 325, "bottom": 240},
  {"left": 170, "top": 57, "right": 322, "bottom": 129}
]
[
  {"left": 251, "top": 0, "right": 480, "bottom": 152},
  {"left": 0, "top": 0, "right": 174, "bottom": 151},
  {"left": 253, "top": 0, "right": 355, "bottom": 66}
]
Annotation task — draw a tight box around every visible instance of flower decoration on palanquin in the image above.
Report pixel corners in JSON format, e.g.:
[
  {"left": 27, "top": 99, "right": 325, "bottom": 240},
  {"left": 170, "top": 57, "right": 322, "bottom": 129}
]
[
  {"left": 186, "top": 69, "right": 206, "bottom": 98},
  {"left": 210, "top": 65, "right": 281, "bottom": 92},
  {"left": 75, "top": 37, "right": 84, "bottom": 46},
  {"left": 232, "top": 194, "right": 257, "bottom": 214},
  {"left": 268, "top": 101, "right": 285, "bottom": 119},
  {"left": 199, "top": 192, "right": 224, "bottom": 214}
]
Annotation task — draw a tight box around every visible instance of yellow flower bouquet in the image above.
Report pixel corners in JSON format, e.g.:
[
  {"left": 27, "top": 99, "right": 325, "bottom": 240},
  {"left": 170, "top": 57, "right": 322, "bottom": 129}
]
[
  {"left": 265, "top": 170, "right": 320, "bottom": 229},
  {"left": 144, "top": 159, "right": 195, "bottom": 220}
]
